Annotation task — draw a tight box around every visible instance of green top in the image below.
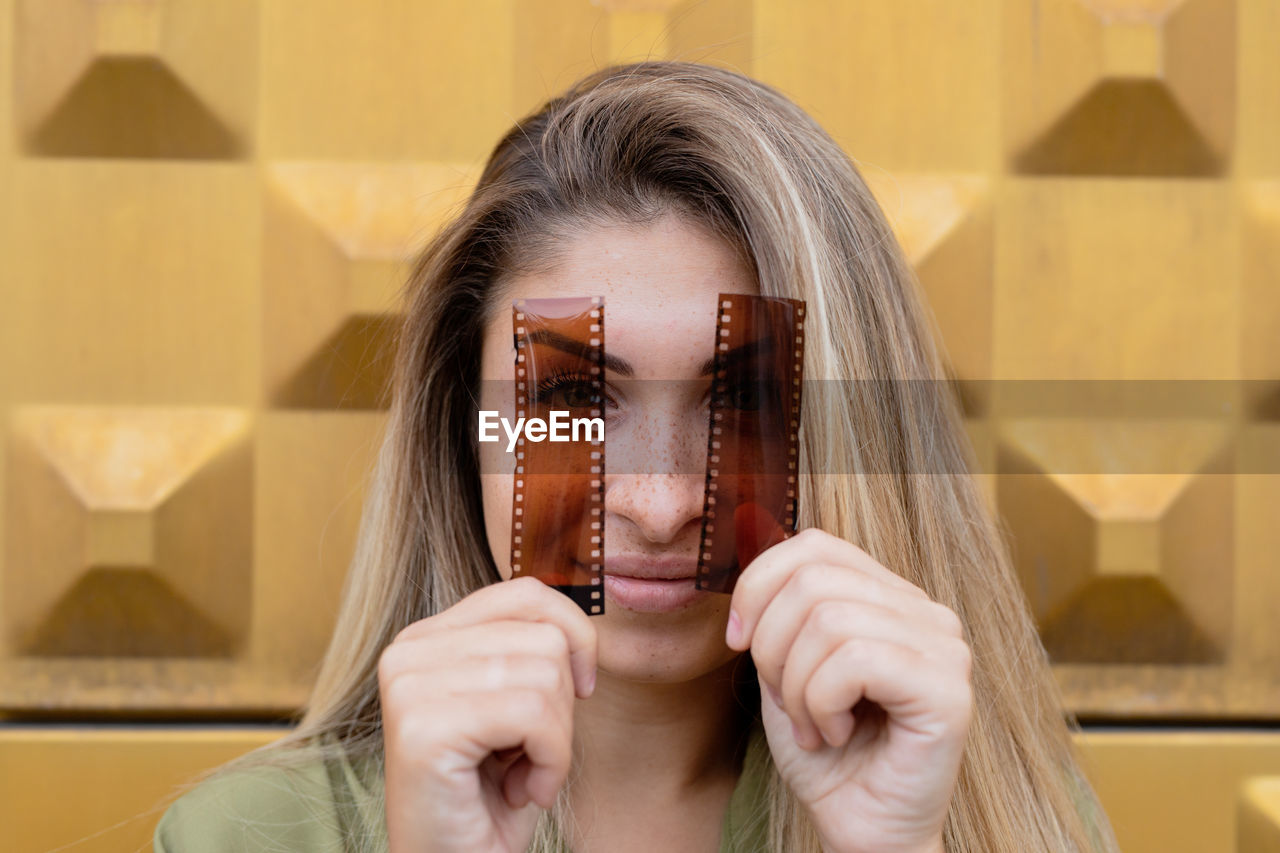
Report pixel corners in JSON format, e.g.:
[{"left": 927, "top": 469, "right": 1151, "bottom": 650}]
[
  {"left": 154, "top": 719, "right": 771, "bottom": 853},
  {"left": 154, "top": 720, "right": 1112, "bottom": 852}
]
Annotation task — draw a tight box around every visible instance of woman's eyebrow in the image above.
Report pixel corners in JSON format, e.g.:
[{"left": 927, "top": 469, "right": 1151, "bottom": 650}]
[
  {"left": 525, "top": 329, "right": 634, "bottom": 376},
  {"left": 525, "top": 329, "right": 771, "bottom": 377},
  {"left": 698, "top": 336, "right": 771, "bottom": 376}
]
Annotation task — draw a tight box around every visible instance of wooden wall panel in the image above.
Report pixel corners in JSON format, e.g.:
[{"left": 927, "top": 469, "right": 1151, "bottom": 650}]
[
  {"left": 1240, "top": 777, "right": 1280, "bottom": 853},
  {"left": 1077, "top": 731, "right": 1280, "bottom": 853},
  {"left": 755, "top": 0, "right": 1000, "bottom": 171},
  {"left": 0, "top": 727, "right": 283, "bottom": 853},
  {"left": 1, "top": 0, "right": 1276, "bottom": 849}
]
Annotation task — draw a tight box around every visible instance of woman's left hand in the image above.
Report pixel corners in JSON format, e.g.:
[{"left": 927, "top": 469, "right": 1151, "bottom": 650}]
[{"left": 725, "top": 527, "right": 972, "bottom": 853}]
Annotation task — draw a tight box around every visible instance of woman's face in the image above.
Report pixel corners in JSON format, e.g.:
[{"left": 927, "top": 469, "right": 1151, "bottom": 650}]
[{"left": 478, "top": 211, "right": 755, "bottom": 683}]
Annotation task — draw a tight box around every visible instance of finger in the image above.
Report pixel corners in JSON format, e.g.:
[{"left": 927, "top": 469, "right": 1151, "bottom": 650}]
[
  {"left": 379, "top": 668, "right": 575, "bottom": 772},
  {"left": 804, "top": 636, "right": 971, "bottom": 749},
  {"left": 727, "top": 527, "right": 931, "bottom": 651},
  {"left": 408, "top": 688, "right": 573, "bottom": 809},
  {"left": 395, "top": 576, "right": 599, "bottom": 697},
  {"left": 522, "top": 750, "right": 569, "bottom": 811},
  {"left": 503, "top": 755, "right": 539, "bottom": 810},
  {"left": 749, "top": 563, "right": 956, "bottom": 692},
  {"left": 383, "top": 652, "right": 575, "bottom": 710},
  {"left": 747, "top": 561, "right": 964, "bottom": 692},
  {"left": 380, "top": 621, "right": 580, "bottom": 687},
  {"left": 761, "top": 597, "right": 938, "bottom": 748},
  {"left": 490, "top": 690, "right": 574, "bottom": 811}
]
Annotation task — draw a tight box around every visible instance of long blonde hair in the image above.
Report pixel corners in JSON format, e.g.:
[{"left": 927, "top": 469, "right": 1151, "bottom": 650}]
[{"left": 226, "top": 60, "right": 1119, "bottom": 852}]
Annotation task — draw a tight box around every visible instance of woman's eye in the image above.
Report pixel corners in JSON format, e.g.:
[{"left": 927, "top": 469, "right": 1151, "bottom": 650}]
[
  {"left": 724, "top": 379, "right": 770, "bottom": 411},
  {"left": 560, "top": 382, "right": 598, "bottom": 408},
  {"left": 533, "top": 377, "right": 608, "bottom": 410}
]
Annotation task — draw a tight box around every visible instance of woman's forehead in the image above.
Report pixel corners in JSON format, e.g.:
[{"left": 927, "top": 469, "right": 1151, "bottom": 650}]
[
  {"left": 482, "top": 217, "right": 757, "bottom": 377},
  {"left": 484, "top": 282, "right": 726, "bottom": 380},
  {"left": 507, "top": 215, "right": 753, "bottom": 301}
]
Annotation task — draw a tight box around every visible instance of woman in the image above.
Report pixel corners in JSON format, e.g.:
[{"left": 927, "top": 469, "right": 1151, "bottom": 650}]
[{"left": 155, "top": 60, "right": 1118, "bottom": 852}]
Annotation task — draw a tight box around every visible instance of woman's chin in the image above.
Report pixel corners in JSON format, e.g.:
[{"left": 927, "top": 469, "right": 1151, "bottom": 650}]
[{"left": 593, "top": 623, "right": 739, "bottom": 685}]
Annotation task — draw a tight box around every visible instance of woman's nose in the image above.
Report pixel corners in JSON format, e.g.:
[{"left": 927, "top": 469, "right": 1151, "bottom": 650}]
[
  {"left": 605, "top": 472, "right": 706, "bottom": 544},
  {"left": 603, "top": 401, "right": 708, "bottom": 544}
]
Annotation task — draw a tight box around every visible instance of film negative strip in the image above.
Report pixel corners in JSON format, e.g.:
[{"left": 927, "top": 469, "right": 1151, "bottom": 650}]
[
  {"left": 511, "top": 296, "right": 606, "bottom": 615},
  {"left": 697, "top": 293, "right": 806, "bottom": 594}
]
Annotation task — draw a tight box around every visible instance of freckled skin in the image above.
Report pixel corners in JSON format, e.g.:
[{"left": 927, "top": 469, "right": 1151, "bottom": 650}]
[{"left": 478, "top": 212, "right": 760, "bottom": 684}]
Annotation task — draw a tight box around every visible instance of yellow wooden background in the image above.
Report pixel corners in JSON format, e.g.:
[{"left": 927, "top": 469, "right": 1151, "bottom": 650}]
[{"left": 1, "top": 0, "right": 1278, "bottom": 850}]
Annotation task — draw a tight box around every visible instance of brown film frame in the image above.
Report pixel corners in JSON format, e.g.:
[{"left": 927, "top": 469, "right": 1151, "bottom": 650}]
[
  {"left": 697, "top": 293, "right": 806, "bottom": 594},
  {"left": 510, "top": 297, "right": 606, "bottom": 616}
]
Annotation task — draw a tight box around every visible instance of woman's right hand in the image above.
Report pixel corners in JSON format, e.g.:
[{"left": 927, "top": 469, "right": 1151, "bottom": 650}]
[{"left": 378, "top": 575, "right": 599, "bottom": 853}]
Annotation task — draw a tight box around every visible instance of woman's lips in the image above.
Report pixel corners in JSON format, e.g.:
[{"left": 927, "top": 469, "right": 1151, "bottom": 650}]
[
  {"left": 603, "top": 574, "right": 707, "bottom": 612},
  {"left": 598, "top": 555, "right": 711, "bottom": 612}
]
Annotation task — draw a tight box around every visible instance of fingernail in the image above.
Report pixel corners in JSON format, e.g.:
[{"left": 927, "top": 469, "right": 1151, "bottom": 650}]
[
  {"left": 765, "top": 682, "right": 784, "bottom": 709},
  {"left": 726, "top": 609, "right": 742, "bottom": 647},
  {"left": 585, "top": 669, "right": 596, "bottom": 696},
  {"left": 791, "top": 719, "right": 807, "bottom": 748}
]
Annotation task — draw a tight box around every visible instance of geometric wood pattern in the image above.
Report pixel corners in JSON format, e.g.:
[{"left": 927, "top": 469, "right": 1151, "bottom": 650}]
[
  {"left": 15, "top": 0, "right": 255, "bottom": 159},
  {"left": 264, "top": 163, "right": 477, "bottom": 409},
  {"left": 1, "top": 0, "right": 1278, "bottom": 728},
  {"left": 865, "top": 174, "right": 994, "bottom": 404},
  {"left": 1051, "top": 425, "right": 1280, "bottom": 717},
  {"left": 2, "top": 2, "right": 1279, "bottom": 849},
  {"left": 4, "top": 407, "right": 252, "bottom": 659},
  {"left": 0, "top": 409, "right": 383, "bottom": 714},
  {"left": 1004, "top": 0, "right": 1235, "bottom": 176},
  {"left": 997, "top": 458, "right": 1234, "bottom": 665}
]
